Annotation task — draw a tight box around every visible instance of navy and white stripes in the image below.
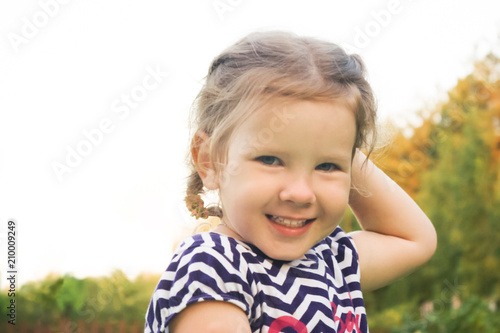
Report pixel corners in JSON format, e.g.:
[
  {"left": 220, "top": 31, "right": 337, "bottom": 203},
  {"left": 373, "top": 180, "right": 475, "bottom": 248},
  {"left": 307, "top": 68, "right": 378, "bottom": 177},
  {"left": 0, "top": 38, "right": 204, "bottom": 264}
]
[{"left": 145, "top": 227, "right": 368, "bottom": 332}]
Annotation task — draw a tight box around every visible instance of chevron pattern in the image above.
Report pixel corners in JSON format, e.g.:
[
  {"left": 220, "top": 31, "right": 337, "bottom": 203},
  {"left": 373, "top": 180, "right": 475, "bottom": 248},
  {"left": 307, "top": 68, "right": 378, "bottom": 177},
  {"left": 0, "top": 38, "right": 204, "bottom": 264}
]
[{"left": 145, "top": 227, "right": 368, "bottom": 333}]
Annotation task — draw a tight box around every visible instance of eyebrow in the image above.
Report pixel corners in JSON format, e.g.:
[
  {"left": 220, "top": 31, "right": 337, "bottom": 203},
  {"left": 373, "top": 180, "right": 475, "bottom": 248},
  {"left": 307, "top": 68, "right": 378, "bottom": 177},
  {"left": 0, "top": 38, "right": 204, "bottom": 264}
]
[
  {"left": 245, "top": 147, "right": 290, "bottom": 158},
  {"left": 319, "top": 151, "right": 352, "bottom": 162}
]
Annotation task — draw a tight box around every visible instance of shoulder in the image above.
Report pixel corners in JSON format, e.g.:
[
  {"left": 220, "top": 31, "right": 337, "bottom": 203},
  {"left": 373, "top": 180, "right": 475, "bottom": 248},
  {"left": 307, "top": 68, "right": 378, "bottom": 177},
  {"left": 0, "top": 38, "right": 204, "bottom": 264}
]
[
  {"left": 145, "top": 233, "right": 256, "bottom": 332},
  {"left": 169, "top": 232, "right": 256, "bottom": 273},
  {"left": 321, "top": 226, "right": 360, "bottom": 260},
  {"left": 315, "top": 227, "right": 361, "bottom": 280},
  {"left": 160, "top": 232, "right": 258, "bottom": 295}
]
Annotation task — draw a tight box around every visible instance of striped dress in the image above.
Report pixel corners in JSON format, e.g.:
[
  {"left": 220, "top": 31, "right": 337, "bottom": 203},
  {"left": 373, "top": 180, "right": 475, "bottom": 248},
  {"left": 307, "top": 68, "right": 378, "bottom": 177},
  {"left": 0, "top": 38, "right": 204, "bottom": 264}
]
[{"left": 145, "top": 227, "right": 368, "bottom": 333}]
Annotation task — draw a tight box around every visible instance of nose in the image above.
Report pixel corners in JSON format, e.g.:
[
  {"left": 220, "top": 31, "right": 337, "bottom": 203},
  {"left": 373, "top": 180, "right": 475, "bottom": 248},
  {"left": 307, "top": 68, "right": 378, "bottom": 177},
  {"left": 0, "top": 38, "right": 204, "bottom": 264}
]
[{"left": 279, "top": 174, "right": 316, "bottom": 207}]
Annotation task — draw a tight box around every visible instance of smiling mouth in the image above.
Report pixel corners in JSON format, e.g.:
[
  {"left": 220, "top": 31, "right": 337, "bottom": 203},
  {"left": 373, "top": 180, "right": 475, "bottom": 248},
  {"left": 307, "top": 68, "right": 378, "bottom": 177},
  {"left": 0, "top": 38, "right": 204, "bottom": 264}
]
[{"left": 267, "top": 215, "right": 315, "bottom": 228}]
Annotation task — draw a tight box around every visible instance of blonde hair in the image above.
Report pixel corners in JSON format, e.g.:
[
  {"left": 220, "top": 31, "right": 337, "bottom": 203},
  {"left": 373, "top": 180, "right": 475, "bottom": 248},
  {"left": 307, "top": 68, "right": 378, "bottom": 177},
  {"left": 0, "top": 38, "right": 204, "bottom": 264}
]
[{"left": 187, "top": 30, "right": 377, "bottom": 218}]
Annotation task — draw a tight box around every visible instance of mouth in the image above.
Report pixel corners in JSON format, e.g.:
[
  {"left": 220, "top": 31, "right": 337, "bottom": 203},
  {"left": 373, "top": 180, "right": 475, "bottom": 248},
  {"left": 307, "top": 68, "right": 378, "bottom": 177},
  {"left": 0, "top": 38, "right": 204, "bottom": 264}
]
[{"left": 266, "top": 215, "right": 315, "bottom": 228}]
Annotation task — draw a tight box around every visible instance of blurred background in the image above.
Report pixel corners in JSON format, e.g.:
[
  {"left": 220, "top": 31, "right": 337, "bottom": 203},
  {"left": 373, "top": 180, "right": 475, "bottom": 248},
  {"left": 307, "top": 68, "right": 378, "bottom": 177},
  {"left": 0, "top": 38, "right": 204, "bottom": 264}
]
[{"left": 1, "top": 0, "right": 499, "bottom": 331}]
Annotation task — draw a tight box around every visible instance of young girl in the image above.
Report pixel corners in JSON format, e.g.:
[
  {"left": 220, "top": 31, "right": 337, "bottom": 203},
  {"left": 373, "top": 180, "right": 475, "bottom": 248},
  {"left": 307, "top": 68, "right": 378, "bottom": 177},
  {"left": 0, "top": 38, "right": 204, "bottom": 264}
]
[{"left": 145, "top": 30, "right": 437, "bottom": 333}]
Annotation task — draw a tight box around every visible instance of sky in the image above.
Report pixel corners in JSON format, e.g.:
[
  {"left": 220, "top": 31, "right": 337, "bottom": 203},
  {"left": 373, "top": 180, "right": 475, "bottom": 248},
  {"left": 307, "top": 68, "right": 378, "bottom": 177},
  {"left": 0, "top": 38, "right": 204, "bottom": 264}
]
[{"left": 1, "top": 0, "right": 500, "bottom": 287}]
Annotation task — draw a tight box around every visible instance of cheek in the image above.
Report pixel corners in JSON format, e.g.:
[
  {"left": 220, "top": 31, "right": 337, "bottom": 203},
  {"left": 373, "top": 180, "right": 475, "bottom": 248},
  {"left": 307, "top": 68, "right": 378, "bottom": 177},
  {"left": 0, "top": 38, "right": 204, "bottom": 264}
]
[
  {"left": 318, "top": 179, "right": 351, "bottom": 208},
  {"left": 220, "top": 170, "right": 276, "bottom": 213},
  {"left": 217, "top": 160, "right": 241, "bottom": 188}
]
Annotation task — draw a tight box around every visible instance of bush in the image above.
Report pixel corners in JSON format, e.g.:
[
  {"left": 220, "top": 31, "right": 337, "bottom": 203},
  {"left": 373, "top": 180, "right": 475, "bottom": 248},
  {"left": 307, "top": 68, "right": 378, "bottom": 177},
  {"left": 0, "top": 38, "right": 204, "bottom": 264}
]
[{"left": 393, "top": 295, "right": 499, "bottom": 333}]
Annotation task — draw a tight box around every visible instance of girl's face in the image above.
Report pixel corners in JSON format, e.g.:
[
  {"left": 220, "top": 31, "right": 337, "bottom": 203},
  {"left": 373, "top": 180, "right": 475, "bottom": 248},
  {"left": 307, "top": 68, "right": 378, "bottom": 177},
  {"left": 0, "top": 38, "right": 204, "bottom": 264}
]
[{"left": 215, "top": 99, "right": 356, "bottom": 261}]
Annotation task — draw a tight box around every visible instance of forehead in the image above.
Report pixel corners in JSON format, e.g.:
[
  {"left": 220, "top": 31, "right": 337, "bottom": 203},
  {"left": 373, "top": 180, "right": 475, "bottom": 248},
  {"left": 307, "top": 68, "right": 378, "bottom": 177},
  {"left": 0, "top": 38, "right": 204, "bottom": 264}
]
[{"left": 232, "top": 98, "right": 357, "bottom": 158}]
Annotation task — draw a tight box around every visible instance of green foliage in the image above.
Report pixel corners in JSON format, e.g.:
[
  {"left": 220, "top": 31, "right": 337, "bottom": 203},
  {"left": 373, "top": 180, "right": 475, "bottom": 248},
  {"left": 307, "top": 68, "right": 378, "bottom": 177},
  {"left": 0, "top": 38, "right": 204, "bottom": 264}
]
[
  {"left": 56, "top": 276, "right": 87, "bottom": 319},
  {"left": 1, "top": 270, "right": 160, "bottom": 328},
  {"left": 16, "top": 274, "right": 65, "bottom": 325},
  {"left": 417, "top": 70, "right": 500, "bottom": 299},
  {"left": 366, "top": 52, "right": 500, "bottom": 331},
  {"left": 394, "top": 295, "right": 500, "bottom": 333}
]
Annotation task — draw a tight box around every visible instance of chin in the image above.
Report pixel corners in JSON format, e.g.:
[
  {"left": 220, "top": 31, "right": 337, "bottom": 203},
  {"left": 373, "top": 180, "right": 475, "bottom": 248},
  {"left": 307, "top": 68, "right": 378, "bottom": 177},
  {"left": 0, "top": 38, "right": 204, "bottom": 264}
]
[{"left": 261, "top": 247, "right": 308, "bottom": 262}]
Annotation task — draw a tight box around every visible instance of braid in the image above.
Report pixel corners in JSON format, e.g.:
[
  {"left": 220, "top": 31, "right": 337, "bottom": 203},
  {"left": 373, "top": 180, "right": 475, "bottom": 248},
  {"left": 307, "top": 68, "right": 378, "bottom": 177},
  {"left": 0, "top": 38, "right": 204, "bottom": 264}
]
[
  {"left": 185, "top": 169, "right": 223, "bottom": 219},
  {"left": 186, "top": 170, "right": 203, "bottom": 196}
]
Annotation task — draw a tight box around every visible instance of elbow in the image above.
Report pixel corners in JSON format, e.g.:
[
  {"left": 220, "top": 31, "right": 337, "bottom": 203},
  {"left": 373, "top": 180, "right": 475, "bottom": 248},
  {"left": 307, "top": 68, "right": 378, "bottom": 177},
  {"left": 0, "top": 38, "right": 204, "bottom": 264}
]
[
  {"left": 428, "top": 226, "right": 438, "bottom": 260},
  {"left": 406, "top": 217, "right": 438, "bottom": 269},
  {"left": 418, "top": 220, "right": 438, "bottom": 265}
]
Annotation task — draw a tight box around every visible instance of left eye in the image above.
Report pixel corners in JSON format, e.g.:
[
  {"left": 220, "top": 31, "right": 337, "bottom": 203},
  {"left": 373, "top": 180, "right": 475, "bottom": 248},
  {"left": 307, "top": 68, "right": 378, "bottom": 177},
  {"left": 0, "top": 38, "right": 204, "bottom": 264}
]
[
  {"left": 316, "top": 163, "right": 339, "bottom": 172},
  {"left": 256, "top": 156, "right": 282, "bottom": 166}
]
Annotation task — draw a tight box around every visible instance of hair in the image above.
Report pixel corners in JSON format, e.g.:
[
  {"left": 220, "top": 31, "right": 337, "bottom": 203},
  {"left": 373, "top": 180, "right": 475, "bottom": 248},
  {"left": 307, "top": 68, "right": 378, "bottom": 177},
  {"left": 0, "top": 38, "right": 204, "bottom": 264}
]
[{"left": 186, "top": 30, "right": 377, "bottom": 218}]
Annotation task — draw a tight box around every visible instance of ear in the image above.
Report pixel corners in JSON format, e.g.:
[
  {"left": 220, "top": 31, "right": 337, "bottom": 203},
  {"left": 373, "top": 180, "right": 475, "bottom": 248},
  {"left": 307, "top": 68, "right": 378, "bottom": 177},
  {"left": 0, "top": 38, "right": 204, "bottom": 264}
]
[{"left": 191, "top": 131, "right": 219, "bottom": 190}]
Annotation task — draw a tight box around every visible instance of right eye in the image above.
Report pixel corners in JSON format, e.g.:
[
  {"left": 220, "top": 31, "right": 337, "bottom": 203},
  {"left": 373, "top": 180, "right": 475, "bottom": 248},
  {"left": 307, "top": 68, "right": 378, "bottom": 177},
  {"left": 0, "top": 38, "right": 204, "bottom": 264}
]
[{"left": 256, "top": 156, "right": 282, "bottom": 166}]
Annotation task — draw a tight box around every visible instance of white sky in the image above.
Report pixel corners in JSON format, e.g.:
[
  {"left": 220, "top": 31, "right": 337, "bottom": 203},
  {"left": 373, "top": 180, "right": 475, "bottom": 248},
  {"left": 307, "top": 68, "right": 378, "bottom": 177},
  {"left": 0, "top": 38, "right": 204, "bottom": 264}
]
[{"left": 1, "top": 0, "right": 499, "bottom": 287}]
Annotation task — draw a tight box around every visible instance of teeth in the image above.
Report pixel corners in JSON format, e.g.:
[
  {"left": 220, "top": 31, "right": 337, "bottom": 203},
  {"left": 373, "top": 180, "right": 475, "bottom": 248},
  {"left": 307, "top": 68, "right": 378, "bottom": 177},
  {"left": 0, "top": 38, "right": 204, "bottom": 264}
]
[{"left": 269, "top": 215, "right": 308, "bottom": 228}]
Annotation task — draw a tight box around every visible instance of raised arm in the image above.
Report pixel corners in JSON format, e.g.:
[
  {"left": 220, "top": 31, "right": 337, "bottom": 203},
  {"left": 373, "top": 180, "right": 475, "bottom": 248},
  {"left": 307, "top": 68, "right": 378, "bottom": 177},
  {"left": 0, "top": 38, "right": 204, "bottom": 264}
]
[{"left": 348, "top": 150, "right": 437, "bottom": 291}]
